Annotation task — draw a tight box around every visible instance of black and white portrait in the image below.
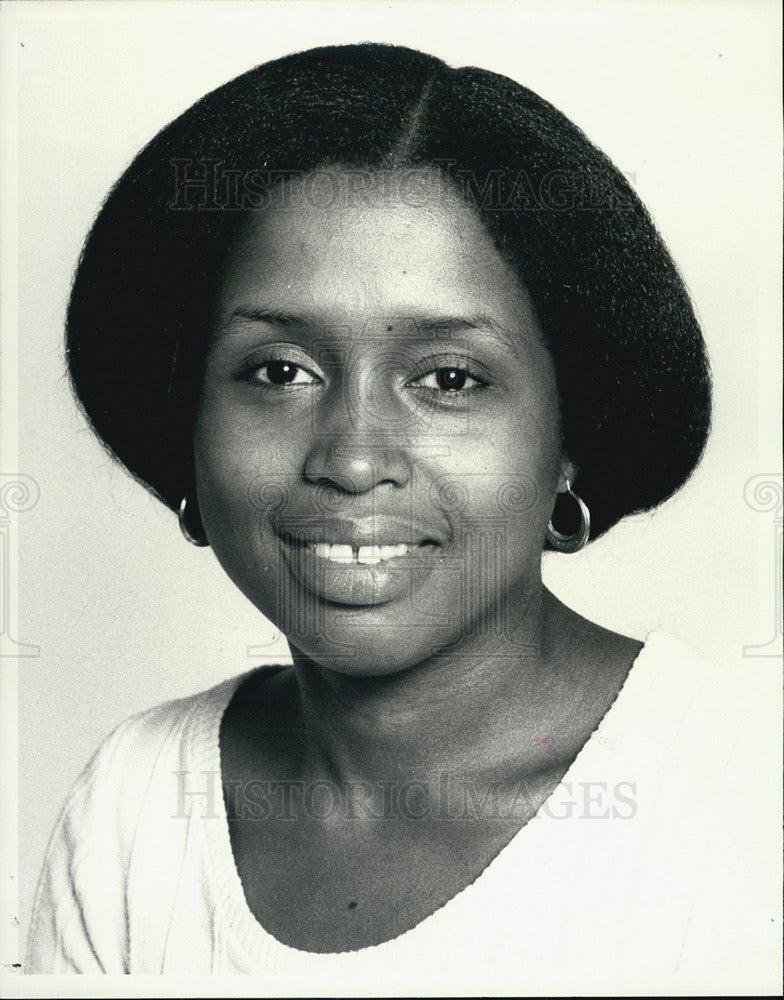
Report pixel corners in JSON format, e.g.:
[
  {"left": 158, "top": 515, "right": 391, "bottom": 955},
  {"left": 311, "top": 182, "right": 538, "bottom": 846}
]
[{"left": 4, "top": 1, "right": 781, "bottom": 995}]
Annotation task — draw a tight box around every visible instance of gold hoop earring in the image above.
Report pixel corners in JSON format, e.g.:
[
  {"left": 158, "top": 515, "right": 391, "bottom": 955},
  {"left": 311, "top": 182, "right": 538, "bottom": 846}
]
[
  {"left": 178, "top": 495, "right": 209, "bottom": 547},
  {"left": 546, "top": 479, "right": 590, "bottom": 553}
]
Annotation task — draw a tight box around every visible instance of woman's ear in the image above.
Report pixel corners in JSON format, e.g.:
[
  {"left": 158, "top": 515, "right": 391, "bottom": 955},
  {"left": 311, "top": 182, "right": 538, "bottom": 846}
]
[{"left": 557, "top": 455, "right": 578, "bottom": 493}]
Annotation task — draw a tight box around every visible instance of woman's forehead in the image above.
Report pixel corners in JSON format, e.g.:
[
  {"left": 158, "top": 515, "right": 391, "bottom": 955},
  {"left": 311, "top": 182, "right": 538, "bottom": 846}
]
[
  {"left": 214, "top": 166, "right": 538, "bottom": 337},
  {"left": 227, "top": 166, "right": 491, "bottom": 259}
]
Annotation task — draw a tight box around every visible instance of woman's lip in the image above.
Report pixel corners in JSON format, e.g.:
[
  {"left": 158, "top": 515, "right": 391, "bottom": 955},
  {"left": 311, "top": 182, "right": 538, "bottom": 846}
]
[
  {"left": 278, "top": 533, "right": 442, "bottom": 606},
  {"left": 272, "top": 515, "right": 448, "bottom": 549}
]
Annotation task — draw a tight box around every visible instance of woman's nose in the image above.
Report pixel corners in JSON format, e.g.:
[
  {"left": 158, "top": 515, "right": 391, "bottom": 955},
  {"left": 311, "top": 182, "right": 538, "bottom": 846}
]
[{"left": 303, "top": 383, "right": 413, "bottom": 494}]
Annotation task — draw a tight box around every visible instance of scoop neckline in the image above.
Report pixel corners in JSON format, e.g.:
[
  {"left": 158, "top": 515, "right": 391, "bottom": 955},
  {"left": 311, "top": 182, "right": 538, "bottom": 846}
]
[{"left": 195, "top": 631, "right": 675, "bottom": 966}]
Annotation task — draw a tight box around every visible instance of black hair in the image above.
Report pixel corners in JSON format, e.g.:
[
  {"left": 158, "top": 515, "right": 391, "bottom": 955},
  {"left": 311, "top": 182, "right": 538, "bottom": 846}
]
[{"left": 66, "top": 42, "right": 711, "bottom": 541}]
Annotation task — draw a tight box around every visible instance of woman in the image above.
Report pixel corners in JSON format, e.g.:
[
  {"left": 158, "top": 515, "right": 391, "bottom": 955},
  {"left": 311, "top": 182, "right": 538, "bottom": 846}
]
[{"left": 26, "top": 43, "right": 776, "bottom": 989}]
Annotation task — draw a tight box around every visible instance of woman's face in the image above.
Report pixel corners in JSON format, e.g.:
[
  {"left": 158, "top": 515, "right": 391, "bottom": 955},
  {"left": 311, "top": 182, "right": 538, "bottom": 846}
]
[{"left": 194, "top": 169, "right": 568, "bottom": 676}]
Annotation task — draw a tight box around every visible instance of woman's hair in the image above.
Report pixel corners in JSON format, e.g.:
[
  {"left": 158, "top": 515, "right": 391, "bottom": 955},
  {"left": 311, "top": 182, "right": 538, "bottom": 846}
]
[{"left": 66, "top": 42, "right": 711, "bottom": 542}]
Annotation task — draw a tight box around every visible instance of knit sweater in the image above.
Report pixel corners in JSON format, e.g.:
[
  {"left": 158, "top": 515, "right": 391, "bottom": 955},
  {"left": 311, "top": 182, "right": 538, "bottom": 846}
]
[{"left": 25, "top": 633, "right": 781, "bottom": 994}]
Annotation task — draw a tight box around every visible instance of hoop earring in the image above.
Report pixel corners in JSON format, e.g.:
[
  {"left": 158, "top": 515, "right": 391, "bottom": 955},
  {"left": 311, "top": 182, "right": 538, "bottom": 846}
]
[
  {"left": 178, "top": 495, "right": 209, "bottom": 547},
  {"left": 546, "top": 479, "right": 590, "bottom": 553}
]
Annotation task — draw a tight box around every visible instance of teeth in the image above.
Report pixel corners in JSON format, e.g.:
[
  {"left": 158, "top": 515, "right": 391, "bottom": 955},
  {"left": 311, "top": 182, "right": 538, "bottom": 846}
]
[
  {"left": 380, "top": 544, "right": 409, "bottom": 560},
  {"left": 311, "top": 542, "right": 413, "bottom": 563},
  {"left": 357, "top": 545, "right": 382, "bottom": 565}
]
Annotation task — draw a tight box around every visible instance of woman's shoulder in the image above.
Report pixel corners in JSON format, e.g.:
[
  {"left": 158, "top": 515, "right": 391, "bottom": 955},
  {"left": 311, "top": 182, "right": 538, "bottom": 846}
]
[
  {"left": 620, "top": 633, "right": 782, "bottom": 987},
  {"left": 26, "top": 665, "right": 288, "bottom": 973},
  {"left": 628, "top": 630, "right": 778, "bottom": 720},
  {"left": 609, "top": 630, "right": 780, "bottom": 803},
  {"left": 54, "top": 665, "right": 285, "bottom": 839}
]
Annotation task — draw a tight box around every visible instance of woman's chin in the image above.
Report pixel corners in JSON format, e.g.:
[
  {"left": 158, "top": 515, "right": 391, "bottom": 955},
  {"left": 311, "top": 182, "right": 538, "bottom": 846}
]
[{"left": 286, "top": 619, "right": 461, "bottom": 679}]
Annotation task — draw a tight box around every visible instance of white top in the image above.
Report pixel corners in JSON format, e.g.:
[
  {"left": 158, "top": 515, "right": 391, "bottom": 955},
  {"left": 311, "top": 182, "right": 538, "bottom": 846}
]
[{"left": 25, "top": 633, "right": 781, "bottom": 994}]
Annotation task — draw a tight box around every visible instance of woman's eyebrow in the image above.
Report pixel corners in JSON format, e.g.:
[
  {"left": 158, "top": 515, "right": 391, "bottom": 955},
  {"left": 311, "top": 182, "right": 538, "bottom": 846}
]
[
  {"left": 409, "top": 314, "right": 508, "bottom": 336},
  {"left": 220, "top": 308, "right": 304, "bottom": 331},
  {"left": 406, "top": 315, "right": 526, "bottom": 356}
]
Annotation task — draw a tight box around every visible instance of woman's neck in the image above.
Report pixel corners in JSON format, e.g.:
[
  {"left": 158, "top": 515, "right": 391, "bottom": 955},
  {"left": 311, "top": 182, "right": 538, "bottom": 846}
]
[{"left": 288, "top": 586, "right": 605, "bottom": 790}]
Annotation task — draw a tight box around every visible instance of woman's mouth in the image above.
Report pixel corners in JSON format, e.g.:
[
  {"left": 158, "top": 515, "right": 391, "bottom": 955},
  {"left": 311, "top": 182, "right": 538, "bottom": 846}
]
[{"left": 276, "top": 528, "right": 444, "bottom": 606}]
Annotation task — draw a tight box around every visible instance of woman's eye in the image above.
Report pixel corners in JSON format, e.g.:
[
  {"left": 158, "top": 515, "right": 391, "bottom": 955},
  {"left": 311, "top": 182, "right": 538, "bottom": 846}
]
[
  {"left": 250, "top": 360, "right": 319, "bottom": 386},
  {"left": 411, "top": 367, "right": 482, "bottom": 393}
]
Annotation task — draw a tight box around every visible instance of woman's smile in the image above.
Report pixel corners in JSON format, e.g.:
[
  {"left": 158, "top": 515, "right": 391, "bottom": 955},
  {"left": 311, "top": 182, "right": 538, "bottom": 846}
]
[
  {"left": 194, "top": 167, "right": 568, "bottom": 674},
  {"left": 277, "top": 532, "right": 444, "bottom": 607},
  {"left": 273, "top": 512, "right": 448, "bottom": 606}
]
